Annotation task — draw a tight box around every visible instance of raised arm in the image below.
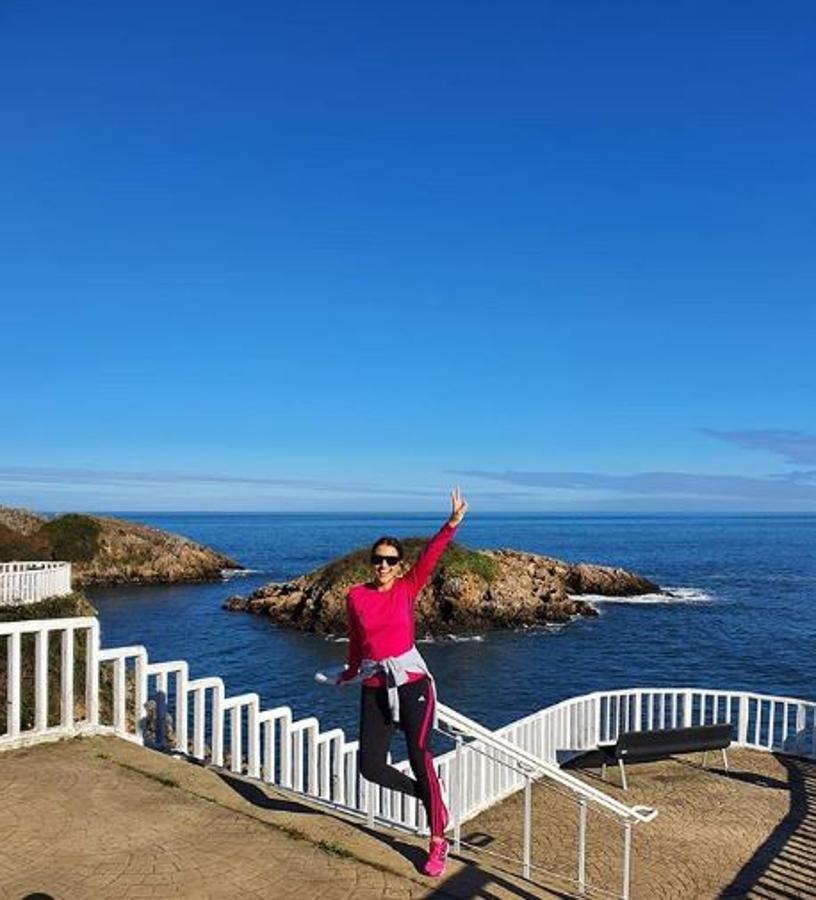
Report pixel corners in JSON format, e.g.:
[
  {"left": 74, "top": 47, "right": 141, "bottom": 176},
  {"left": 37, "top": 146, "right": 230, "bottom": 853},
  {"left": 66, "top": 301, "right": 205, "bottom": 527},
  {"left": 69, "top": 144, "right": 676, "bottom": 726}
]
[{"left": 401, "top": 487, "right": 468, "bottom": 598}]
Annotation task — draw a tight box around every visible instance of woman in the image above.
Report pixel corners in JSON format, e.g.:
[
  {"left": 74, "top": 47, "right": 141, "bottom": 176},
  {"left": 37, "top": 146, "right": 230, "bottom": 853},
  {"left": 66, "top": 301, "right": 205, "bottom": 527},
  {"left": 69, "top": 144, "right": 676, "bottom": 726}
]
[{"left": 338, "top": 487, "right": 468, "bottom": 877}]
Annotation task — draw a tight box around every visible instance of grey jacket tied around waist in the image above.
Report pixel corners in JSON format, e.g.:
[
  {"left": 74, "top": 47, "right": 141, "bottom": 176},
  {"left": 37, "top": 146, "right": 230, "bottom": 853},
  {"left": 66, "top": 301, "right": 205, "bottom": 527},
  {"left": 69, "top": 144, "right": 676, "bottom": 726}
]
[{"left": 359, "top": 645, "right": 437, "bottom": 728}]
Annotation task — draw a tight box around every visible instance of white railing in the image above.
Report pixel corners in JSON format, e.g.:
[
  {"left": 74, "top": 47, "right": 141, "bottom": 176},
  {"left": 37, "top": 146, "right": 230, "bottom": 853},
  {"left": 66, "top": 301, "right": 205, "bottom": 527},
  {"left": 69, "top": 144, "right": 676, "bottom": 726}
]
[
  {"left": 0, "top": 617, "right": 99, "bottom": 744},
  {"left": 4, "top": 616, "right": 816, "bottom": 897},
  {"left": 0, "top": 561, "right": 72, "bottom": 606}
]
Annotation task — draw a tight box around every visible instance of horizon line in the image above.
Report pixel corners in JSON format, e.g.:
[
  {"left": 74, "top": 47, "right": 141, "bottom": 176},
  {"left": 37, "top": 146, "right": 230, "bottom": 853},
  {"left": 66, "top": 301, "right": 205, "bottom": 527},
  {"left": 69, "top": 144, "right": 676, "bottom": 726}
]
[{"left": 26, "top": 508, "right": 816, "bottom": 517}]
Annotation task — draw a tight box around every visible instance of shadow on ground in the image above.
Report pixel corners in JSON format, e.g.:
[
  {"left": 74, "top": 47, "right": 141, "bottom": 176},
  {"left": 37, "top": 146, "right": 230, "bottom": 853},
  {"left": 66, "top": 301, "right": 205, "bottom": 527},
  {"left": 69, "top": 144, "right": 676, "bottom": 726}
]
[
  {"left": 218, "top": 771, "right": 324, "bottom": 815},
  {"left": 719, "top": 755, "right": 816, "bottom": 899},
  {"left": 219, "top": 770, "right": 569, "bottom": 898}
]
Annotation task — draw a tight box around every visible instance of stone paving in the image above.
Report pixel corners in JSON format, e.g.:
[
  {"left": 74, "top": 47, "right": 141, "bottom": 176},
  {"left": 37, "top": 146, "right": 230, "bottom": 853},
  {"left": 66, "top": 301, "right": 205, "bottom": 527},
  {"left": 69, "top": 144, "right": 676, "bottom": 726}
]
[
  {"left": 469, "top": 746, "right": 816, "bottom": 899},
  {"left": 0, "top": 736, "right": 813, "bottom": 899},
  {"left": 0, "top": 737, "right": 553, "bottom": 900}
]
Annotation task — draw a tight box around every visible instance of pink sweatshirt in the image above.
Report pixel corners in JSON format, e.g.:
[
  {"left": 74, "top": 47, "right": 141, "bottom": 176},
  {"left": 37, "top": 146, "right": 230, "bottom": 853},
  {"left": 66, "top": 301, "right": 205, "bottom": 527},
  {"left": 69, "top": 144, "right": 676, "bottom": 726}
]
[{"left": 342, "top": 522, "right": 458, "bottom": 688}]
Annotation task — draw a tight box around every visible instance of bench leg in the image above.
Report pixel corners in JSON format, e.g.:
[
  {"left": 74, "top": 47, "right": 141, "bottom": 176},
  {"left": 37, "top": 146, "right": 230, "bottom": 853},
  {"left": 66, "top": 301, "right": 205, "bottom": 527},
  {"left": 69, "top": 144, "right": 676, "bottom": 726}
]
[
  {"left": 701, "top": 750, "right": 707, "bottom": 769},
  {"left": 601, "top": 761, "right": 607, "bottom": 781},
  {"left": 722, "top": 748, "right": 729, "bottom": 772},
  {"left": 618, "top": 759, "right": 628, "bottom": 791}
]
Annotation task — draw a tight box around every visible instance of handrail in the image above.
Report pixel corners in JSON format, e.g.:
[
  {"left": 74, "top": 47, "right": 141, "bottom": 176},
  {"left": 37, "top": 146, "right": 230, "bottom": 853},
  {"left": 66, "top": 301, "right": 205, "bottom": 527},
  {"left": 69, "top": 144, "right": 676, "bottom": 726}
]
[
  {"left": 0, "top": 615, "right": 96, "bottom": 633},
  {"left": 438, "top": 703, "right": 658, "bottom": 824}
]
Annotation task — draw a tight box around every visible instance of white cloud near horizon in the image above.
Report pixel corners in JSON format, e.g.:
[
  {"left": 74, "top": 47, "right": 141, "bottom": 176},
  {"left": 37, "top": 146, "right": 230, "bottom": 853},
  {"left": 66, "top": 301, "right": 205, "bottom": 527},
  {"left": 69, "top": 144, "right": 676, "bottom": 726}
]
[
  {"left": 701, "top": 429, "right": 816, "bottom": 465},
  {"left": 0, "top": 466, "right": 440, "bottom": 499},
  {"left": 454, "top": 469, "right": 816, "bottom": 504},
  {"left": 2, "top": 462, "right": 815, "bottom": 512}
]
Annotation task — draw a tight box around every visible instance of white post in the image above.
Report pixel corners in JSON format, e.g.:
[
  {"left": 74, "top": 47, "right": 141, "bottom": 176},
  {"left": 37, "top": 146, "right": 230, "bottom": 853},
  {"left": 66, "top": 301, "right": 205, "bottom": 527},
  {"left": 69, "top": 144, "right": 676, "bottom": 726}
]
[
  {"left": 60, "top": 628, "right": 74, "bottom": 728},
  {"left": 134, "top": 655, "right": 148, "bottom": 744},
  {"left": 768, "top": 701, "right": 777, "bottom": 749},
  {"left": 346, "top": 750, "right": 358, "bottom": 812},
  {"left": 453, "top": 735, "right": 463, "bottom": 853},
  {"left": 156, "top": 671, "right": 168, "bottom": 748},
  {"left": 212, "top": 685, "right": 224, "bottom": 767},
  {"left": 307, "top": 725, "right": 319, "bottom": 796},
  {"left": 522, "top": 774, "right": 532, "bottom": 880},
  {"left": 113, "top": 658, "right": 126, "bottom": 733},
  {"left": 174, "top": 666, "right": 189, "bottom": 755},
  {"left": 796, "top": 703, "right": 807, "bottom": 755},
  {"left": 738, "top": 695, "right": 749, "bottom": 744},
  {"left": 622, "top": 822, "right": 632, "bottom": 900},
  {"left": 230, "top": 706, "right": 242, "bottom": 773},
  {"left": 577, "top": 798, "right": 587, "bottom": 895},
  {"left": 7, "top": 631, "right": 21, "bottom": 737},
  {"left": 292, "top": 730, "right": 303, "bottom": 791},
  {"left": 86, "top": 623, "right": 99, "bottom": 726},
  {"left": 366, "top": 779, "right": 375, "bottom": 828},
  {"left": 193, "top": 688, "right": 206, "bottom": 760},
  {"left": 35, "top": 629, "right": 49, "bottom": 731},
  {"left": 280, "top": 715, "right": 291, "bottom": 789},
  {"left": 247, "top": 702, "right": 260, "bottom": 779}
]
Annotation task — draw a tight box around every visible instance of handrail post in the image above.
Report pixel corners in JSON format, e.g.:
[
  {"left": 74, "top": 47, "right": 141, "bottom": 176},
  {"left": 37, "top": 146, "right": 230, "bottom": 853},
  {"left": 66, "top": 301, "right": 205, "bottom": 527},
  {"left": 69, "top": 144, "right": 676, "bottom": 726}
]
[
  {"left": 577, "top": 797, "right": 587, "bottom": 895},
  {"left": 61, "top": 627, "right": 75, "bottom": 729},
  {"left": 454, "top": 735, "right": 463, "bottom": 853},
  {"left": 621, "top": 821, "right": 632, "bottom": 900},
  {"left": 522, "top": 773, "right": 532, "bottom": 880},
  {"left": 86, "top": 621, "right": 100, "bottom": 727},
  {"left": 34, "top": 629, "right": 48, "bottom": 731},
  {"left": 7, "top": 631, "right": 21, "bottom": 737},
  {"left": 366, "top": 779, "right": 375, "bottom": 828},
  {"left": 738, "top": 695, "right": 749, "bottom": 744},
  {"left": 134, "top": 654, "right": 148, "bottom": 744}
]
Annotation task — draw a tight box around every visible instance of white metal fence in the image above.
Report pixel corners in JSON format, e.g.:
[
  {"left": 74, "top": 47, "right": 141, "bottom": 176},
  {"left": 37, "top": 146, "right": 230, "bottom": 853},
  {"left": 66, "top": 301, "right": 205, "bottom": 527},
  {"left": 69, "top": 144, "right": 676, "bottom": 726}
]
[
  {"left": 0, "top": 617, "right": 98, "bottom": 744},
  {"left": 0, "top": 561, "right": 72, "bottom": 606},
  {"left": 3, "top": 616, "right": 815, "bottom": 897}
]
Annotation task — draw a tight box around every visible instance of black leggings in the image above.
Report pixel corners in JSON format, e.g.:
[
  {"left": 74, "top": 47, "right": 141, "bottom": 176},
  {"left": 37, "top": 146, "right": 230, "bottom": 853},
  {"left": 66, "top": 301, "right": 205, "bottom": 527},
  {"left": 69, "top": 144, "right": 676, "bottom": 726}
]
[{"left": 358, "top": 676, "right": 448, "bottom": 837}]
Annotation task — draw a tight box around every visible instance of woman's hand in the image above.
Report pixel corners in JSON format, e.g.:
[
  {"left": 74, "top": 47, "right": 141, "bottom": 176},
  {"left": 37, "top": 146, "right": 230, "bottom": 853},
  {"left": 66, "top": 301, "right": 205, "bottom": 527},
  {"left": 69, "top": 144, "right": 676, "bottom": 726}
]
[{"left": 448, "top": 486, "right": 468, "bottom": 527}]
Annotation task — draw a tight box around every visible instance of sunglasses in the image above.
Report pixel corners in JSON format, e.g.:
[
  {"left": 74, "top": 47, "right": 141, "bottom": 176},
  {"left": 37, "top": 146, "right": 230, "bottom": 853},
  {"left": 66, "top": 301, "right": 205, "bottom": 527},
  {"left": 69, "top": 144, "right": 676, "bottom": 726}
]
[{"left": 371, "top": 554, "right": 401, "bottom": 567}]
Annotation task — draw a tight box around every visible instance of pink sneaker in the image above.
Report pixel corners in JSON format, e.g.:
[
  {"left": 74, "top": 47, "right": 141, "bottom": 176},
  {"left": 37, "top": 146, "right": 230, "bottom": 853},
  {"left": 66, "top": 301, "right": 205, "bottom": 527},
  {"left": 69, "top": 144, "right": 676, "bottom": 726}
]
[{"left": 422, "top": 838, "right": 449, "bottom": 877}]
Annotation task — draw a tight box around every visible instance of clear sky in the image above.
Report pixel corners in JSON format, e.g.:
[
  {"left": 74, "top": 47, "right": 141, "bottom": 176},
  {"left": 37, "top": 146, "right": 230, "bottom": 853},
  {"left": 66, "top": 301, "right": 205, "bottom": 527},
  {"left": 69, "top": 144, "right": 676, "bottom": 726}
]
[{"left": 2, "top": 2, "right": 814, "bottom": 512}]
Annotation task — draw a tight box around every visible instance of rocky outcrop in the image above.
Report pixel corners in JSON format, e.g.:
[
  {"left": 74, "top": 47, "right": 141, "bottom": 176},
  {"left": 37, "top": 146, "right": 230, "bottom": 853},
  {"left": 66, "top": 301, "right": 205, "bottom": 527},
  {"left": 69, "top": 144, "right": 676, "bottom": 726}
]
[
  {"left": 0, "top": 505, "right": 240, "bottom": 587},
  {"left": 0, "top": 506, "right": 46, "bottom": 535},
  {"left": 72, "top": 516, "right": 240, "bottom": 587},
  {"left": 224, "top": 540, "right": 662, "bottom": 636}
]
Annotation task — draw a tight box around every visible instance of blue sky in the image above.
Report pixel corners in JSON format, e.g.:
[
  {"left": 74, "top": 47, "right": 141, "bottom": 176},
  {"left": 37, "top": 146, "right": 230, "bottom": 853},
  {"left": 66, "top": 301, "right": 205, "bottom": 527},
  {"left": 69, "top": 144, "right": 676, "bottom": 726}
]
[{"left": 1, "top": 2, "right": 814, "bottom": 512}]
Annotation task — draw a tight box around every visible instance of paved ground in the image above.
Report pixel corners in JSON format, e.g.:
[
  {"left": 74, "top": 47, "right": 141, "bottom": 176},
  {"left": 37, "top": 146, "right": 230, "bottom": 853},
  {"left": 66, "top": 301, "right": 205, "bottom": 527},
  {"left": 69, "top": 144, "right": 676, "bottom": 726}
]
[
  {"left": 0, "top": 737, "right": 553, "bottom": 900},
  {"left": 0, "top": 737, "right": 813, "bottom": 899},
  {"left": 468, "top": 746, "right": 816, "bottom": 899}
]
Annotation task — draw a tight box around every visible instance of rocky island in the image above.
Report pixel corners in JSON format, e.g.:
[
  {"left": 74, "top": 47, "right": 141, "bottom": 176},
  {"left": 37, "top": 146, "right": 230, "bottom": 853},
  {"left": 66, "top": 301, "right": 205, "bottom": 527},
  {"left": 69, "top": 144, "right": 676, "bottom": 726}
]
[
  {"left": 0, "top": 505, "right": 239, "bottom": 587},
  {"left": 224, "top": 538, "right": 661, "bottom": 636}
]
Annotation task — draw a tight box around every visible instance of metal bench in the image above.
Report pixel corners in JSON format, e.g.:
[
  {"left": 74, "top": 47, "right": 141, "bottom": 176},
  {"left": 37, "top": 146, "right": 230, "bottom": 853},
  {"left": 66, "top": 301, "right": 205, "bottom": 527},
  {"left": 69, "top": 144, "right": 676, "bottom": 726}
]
[{"left": 598, "top": 723, "right": 733, "bottom": 790}]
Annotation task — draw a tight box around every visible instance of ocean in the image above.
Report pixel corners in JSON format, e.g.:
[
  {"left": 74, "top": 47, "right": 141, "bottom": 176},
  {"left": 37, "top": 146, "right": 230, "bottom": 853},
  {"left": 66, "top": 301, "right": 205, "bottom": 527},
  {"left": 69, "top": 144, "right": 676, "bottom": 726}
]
[{"left": 87, "top": 513, "right": 816, "bottom": 743}]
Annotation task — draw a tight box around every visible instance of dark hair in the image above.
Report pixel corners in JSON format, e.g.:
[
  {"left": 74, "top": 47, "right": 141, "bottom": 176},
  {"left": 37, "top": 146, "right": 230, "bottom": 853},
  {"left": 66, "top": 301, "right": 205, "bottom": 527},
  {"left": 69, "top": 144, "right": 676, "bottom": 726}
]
[{"left": 370, "top": 535, "right": 403, "bottom": 562}]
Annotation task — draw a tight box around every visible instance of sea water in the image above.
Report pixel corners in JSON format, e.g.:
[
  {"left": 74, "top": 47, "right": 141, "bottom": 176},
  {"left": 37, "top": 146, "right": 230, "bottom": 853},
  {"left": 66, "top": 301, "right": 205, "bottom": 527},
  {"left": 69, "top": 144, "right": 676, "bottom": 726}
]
[{"left": 87, "top": 513, "right": 816, "bottom": 740}]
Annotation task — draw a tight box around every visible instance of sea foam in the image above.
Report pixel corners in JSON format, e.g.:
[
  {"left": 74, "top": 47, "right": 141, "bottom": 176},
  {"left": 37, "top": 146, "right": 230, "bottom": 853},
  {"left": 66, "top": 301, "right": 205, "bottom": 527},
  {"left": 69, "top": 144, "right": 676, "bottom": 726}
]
[
  {"left": 221, "top": 568, "right": 260, "bottom": 579},
  {"left": 573, "top": 586, "right": 713, "bottom": 605}
]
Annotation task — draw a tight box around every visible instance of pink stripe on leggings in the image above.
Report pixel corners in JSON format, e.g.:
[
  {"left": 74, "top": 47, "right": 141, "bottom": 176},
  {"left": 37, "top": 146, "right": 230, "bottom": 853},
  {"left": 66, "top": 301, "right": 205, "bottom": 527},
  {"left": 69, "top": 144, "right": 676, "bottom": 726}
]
[{"left": 419, "top": 682, "right": 447, "bottom": 837}]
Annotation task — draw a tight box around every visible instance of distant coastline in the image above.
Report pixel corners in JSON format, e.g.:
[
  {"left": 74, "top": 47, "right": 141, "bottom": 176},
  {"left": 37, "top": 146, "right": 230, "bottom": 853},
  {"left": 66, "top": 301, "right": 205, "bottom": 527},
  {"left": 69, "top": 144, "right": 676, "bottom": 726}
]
[{"left": 0, "top": 505, "right": 240, "bottom": 587}]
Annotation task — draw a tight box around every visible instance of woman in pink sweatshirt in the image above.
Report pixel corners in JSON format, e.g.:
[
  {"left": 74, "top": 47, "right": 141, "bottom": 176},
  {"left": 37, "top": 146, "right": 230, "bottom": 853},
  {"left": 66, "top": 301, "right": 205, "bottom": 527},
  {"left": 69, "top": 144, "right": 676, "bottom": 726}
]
[{"left": 339, "top": 488, "right": 468, "bottom": 877}]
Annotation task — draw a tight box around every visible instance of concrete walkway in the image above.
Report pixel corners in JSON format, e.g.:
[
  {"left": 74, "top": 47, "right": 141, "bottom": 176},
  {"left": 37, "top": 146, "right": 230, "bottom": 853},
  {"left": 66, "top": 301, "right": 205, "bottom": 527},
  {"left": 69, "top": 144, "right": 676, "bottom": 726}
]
[
  {"left": 0, "top": 736, "right": 812, "bottom": 899},
  {"left": 470, "top": 745, "right": 816, "bottom": 899},
  {"left": 0, "top": 737, "right": 553, "bottom": 900}
]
